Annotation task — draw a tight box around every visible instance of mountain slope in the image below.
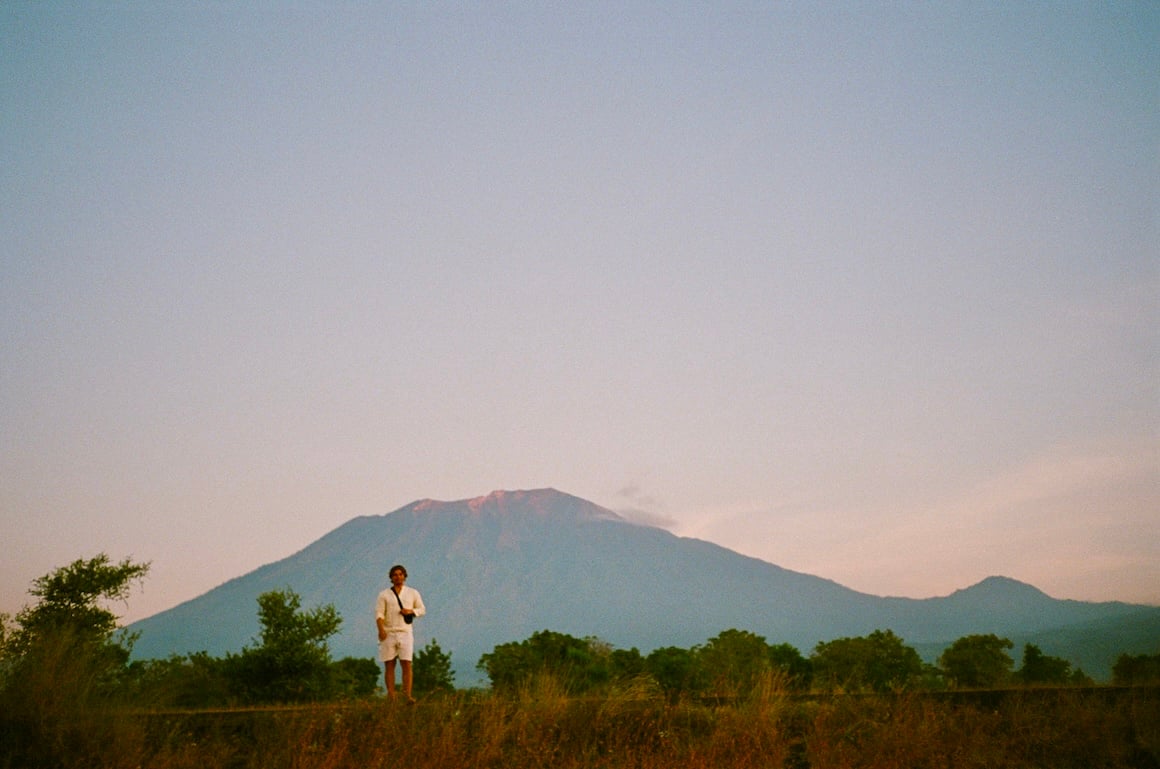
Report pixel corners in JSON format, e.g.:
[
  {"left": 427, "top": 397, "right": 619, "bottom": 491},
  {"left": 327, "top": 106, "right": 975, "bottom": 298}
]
[{"left": 128, "top": 489, "right": 1159, "bottom": 683}]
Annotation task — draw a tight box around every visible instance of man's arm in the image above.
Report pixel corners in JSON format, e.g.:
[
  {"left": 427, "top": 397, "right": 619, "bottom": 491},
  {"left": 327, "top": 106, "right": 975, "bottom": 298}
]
[
  {"left": 410, "top": 588, "right": 426, "bottom": 618},
  {"left": 375, "top": 594, "right": 388, "bottom": 640}
]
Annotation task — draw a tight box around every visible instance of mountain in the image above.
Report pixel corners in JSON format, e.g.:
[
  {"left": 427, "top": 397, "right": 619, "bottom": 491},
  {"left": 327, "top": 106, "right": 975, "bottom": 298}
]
[{"left": 128, "top": 489, "right": 1159, "bottom": 683}]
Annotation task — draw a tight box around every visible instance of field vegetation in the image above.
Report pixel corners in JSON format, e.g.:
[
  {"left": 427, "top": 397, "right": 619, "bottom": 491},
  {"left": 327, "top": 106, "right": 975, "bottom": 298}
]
[{"left": 2, "top": 555, "right": 1158, "bottom": 768}]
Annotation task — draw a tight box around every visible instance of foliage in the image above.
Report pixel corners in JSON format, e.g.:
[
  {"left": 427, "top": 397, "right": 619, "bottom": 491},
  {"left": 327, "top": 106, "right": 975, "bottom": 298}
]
[
  {"left": 477, "top": 628, "right": 812, "bottom": 700},
  {"left": 254, "top": 588, "right": 342, "bottom": 654},
  {"left": 5, "top": 554, "right": 149, "bottom": 659},
  {"left": 768, "top": 641, "right": 813, "bottom": 688},
  {"left": 0, "top": 612, "right": 12, "bottom": 655},
  {"left": 0, "top": 555, "right": 150, "bottom": 768},
  {"left": 224, "top": 588, "right": 344, "bottom": 703},
  {"left": 1113, "top": 652, "right": 1160, "bottom": 686},
  {"left": 124, "top": 591, "right": 375, "bottom": 707},
  {"left": 1, "top": 554, "right": 150, "bottom": 692},
  {"left": 609, "top": 646, "right": 646, "bottom": 679},
  {"left": 645, "top": 645, "right": 704, "bottom": 698},
  {"left": 127, "top": 650, "right": 378, "bottom": 709},
  {"left": 811, "top": 629, "right": 924, "bottom": 692},
  {"left": 1016, "top": 643, "right": 1091, "bottom": 686},
  {"left": 330, "top": 656, "right": 382, "bottom": 697},
  {"left": 127, "top": 651, "right": 235, "bottom": 708},
  {"left": 697, "top": 628, "right": 774, "bottom": 695},
  {"left": 477, "top": 629, "right": 622, "bottom": 694},
  {"left": 694, "top": 629, "right": 811, "bottom": 696},
  {"left": 938, "top": 633, "right": 1014, "bottom": 688},
  {"left": 414, "top": 637, "right": 456, "bottom": 695}
]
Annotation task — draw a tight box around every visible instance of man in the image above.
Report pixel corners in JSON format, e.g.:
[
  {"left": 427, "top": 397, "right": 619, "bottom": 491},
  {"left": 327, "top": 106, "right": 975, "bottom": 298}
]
[{"left": 376, "top": 564, "right": 425, "bottom": 702}]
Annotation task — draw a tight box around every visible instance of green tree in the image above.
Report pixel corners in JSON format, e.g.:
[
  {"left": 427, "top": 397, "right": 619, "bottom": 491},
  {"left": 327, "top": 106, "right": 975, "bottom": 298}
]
[
  {"left": 610, "top": 647, "right": 646, "bottom": 680},
  {"left": 226, "top": 588, "right": 342, "bottom": 703},
  {"left": 1016, "top": 644, "right": 1073, "bottom": 686},
  {"left": 645, "top": 646, "right": 704, "bottom": 699},
  {"left": 413, "top": 638, "right": 455, "bottom": 695},
  {"left": 768, "top": 642, "right": 812, "bottom": 690},
  {"left": 329, "top": 657, "right": 382, "bottom": 698},
  {"left": 2, "top": 554, "right": 150, "bottom": 694},
  {"left": 6, "top": 555, "right": 149, "bottom": 660},
  {"left": 0, "top": 612, "right": 13, "bottom": 657},
  {"left": 129, "top": 651, "right": 378, "bottom": 708},
  {"left": 696, "top": 628, "right": 775, "bottom": 697},
  {"left": 811, "top": 629, "right": 924, "bottom": 692},
  {"left": 0, "top": 555, "right": 149, "bottom": 768},
  {"left": 1113, "top": 653, "right": 1160, "bottom": 686},
  {"left": 126, "top": 651, "right": 234, "bottom": 708},
  {"left": 938, "top": 634, "right": 1014, "bottom": 688},
  {"left": 477, "top": 630, "right": 615, "bottom": 694}
]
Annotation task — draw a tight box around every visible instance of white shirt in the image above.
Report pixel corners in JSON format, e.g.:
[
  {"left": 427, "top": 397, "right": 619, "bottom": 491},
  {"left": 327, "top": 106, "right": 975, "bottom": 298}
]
[{"left": 376, "top": 585, "right": 425, "bottom": 632}]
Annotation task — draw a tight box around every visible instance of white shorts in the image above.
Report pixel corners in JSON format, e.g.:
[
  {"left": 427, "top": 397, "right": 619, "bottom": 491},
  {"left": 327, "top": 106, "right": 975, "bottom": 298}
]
[{"left": 379, "top": 632, "right": 414, "bottom": 662}]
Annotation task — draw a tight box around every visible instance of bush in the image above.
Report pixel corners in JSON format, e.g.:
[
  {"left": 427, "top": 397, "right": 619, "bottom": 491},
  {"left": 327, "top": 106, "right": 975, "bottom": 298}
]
[
  {"left": 1113, "top": 653, "right": 1160, "bottom": 686},
  {"left": 0, "top": 556, "right": 150, "bottom": 767},
  {"left": 414, "top": 638, "right": 456, "bottom": 695},
  {"left": 811, "top": 629, "right": 924, "bottom": 692},
  {"left": 939, "top": 633, "right": 1014, "bottom": 688}
]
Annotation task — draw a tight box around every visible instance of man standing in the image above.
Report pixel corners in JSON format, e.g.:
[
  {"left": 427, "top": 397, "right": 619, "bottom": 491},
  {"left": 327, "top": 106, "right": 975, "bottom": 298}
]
[{"left": 376, "top": 564, "right": 426, "bottom": 702}]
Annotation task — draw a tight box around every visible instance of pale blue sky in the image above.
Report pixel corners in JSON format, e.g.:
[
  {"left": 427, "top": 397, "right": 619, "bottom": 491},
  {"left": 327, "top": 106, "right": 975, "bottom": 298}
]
[{"left": 2, "top": 2, "right": 1157, "bottom": 623}]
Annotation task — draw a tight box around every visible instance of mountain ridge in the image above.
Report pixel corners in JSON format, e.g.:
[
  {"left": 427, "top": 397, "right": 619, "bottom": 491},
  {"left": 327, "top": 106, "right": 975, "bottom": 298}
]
[{"left": 128, "top": 488, "right": 1159, "bottom": 683}]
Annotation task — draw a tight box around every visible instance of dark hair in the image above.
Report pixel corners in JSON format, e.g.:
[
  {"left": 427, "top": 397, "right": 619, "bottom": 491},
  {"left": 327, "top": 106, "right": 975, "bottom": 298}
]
[{"left": 389, "top": 564, "right": 407, "bottom": 578}]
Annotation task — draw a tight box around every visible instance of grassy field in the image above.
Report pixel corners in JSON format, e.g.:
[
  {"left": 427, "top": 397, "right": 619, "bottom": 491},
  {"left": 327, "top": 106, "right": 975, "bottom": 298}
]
[{"left": 7, "top": 679, "right": 1158, "bottom": 769}]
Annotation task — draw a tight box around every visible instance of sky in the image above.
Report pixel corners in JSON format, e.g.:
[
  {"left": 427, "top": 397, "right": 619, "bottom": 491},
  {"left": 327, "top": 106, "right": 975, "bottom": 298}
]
[{"left": 2, "top": 2, "right": 1157, "bottom": 626}]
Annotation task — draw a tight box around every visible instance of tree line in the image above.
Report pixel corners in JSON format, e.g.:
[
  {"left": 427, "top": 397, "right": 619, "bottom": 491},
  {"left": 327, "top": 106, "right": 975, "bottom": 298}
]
[
  {"left": 478, "top": 627, "right": 1111, "bottom": 699},
  {"left": 3, "top": 555, "right": 1158, "bottom": 718}
]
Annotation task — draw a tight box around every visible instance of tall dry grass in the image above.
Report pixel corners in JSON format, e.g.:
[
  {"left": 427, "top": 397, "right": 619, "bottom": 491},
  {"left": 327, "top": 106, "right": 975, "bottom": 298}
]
[
  {"left": 0, "top": 627, "right": 149, "bottom": 769},
  {"left": 801, "top": 688, "right": 1160, "bottom": 769},
  {"left": 3, "top": 673, "right": 1157, "bottom": 768}
]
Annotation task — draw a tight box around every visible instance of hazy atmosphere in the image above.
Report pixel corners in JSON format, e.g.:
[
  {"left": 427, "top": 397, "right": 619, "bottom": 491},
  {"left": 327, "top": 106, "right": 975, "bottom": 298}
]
[{"left": 2, "top": 2, "right": 1157, "bottom": 625}]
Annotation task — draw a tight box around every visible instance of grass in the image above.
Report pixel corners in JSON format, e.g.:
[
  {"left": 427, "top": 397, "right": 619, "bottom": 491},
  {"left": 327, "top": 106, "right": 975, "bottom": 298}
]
[{"left": 3, "top": 678, "right": 1158, "bottom": 768}]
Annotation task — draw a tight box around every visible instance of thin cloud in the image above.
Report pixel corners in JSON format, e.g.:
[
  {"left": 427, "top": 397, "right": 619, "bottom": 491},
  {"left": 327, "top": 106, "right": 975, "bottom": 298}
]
[{"left": 615, "top": 483, "right": 676, "bottom": 529}]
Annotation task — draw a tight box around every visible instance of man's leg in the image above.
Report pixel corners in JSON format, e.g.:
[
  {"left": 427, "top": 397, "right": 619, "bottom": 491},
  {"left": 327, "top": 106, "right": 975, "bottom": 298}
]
[
  {"left": 384, "top": 659, "right": 397, "bottom": 697},
  {"left": 401, "top": 660, "right": 413, "bottom": 701}
]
